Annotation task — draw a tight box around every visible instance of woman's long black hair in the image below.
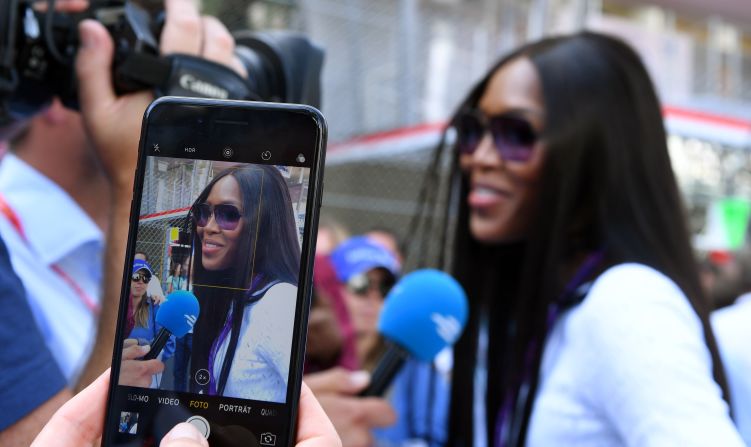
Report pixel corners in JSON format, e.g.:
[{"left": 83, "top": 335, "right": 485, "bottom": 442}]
[
  {"left": 189, "top": 165, "right": 301, "bottom": 395},
  {"left": 409, "top": 32, "right": 730, "bottom": 446}
]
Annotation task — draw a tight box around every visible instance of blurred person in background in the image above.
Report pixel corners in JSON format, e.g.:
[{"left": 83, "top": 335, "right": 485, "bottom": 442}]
[
  {"left": 411, "top": 31, "right": 743, "bottom": 446},
  {"left": 331, "top": 236, "right": 401, "bottom": 371},
  {"left": 331, "top": 236, "right": 450, "bottom": 446},
  {"left": 0, "top": 0, "right": 249, "bottom": 443},
  {"left": 305, "top": 254, "right": 359, "bottom": 373},
  {"left": 712, "top": 243, "right": 751, "bottom": 444},
  {"left": 0, "top": 97, "right": 107, "bottom": 384},
  {"left": 134, "top": 250, "right": 165, "bottom": 303}
]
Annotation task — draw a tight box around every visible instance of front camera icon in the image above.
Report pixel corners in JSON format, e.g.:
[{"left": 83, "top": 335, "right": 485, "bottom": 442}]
[{"left": 296, "top": 154, "right": 306, "bottom": 163}]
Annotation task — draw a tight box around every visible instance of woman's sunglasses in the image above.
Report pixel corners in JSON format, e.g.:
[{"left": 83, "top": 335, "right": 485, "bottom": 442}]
[
  {"left": 454, "top": 109, "right": 539, "bottom": 162},
  {"left": 347, "top": 273, "right": 396, "bottom": 299},
  {"left": 131, "top": 273, "right": 151, "bottom": 284},
  {"left": 192, "top": 203, "right": 242, "bottom": 231}
]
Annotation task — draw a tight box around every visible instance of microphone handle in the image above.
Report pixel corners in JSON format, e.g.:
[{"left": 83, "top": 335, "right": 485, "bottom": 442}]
[
  {"left": 359, "top": 342, "right": 411, "bottom": 397},
  {"left": 142, "top": 328, "right": 171, "bottom": 360}
]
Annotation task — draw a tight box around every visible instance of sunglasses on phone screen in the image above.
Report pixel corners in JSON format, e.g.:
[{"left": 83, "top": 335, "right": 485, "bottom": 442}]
[
  {"left": 454, "top": 109, "right": 539, "bottom": 162},
  {"left": 131, "top": 273, "right": 151, "bottom": 284},
  {"left": 192, "top": 203, "right": 243, "bottom": 231}
]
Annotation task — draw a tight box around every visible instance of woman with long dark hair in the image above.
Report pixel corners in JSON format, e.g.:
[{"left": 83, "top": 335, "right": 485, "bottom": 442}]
[
  {"left": 411, "top": 32, "right": 744, "bottom": 446},
  {"left": 188, "top": 165, "right": 301, "bottom": 403}
]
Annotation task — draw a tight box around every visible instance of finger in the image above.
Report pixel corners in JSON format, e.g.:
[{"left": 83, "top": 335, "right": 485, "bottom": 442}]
[
  {"left": 200, "top": 16, "right": 234, "bottom": 64},
  {"left": 161, "top": 423, "right": 209, "bottom": 447},
  {"left": 123, "top": 338, "right": 138, "bottom": 348},
  {"left": 75, "top": 20, "right": 116, "bottom": 117},
  {"left": 296, "top": 383, "right": 342, "bottom": 447},
  {"left": 304, "top": 368, "right": 371, "bottom": 395},
  {"left": 357, "top": 398, "right": 397, "bottom": 428},
  {"left": 122, "top": 343, "right": 150, "bottom": 360},
  {"left": 31, "top": 370, "right": 110, "bottom": 446},
  {"left": 160, "top": 0, "right": 202, "bottom": 55}
]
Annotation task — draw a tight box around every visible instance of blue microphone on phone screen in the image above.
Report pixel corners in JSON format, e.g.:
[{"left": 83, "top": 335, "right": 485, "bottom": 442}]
[
  {"left": 142, "top": 290, "right": 200, "bottom": 361},
  {"left": 360, "top": 269, "right": 468, "bottom": 396}
]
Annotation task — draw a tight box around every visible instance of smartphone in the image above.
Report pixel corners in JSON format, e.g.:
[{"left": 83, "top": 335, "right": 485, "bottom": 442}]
[{"left": 101, "top": 97, "right": 326, "bottom": 447}]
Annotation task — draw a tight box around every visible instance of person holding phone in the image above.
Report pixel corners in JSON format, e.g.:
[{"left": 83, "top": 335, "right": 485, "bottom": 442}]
[
  {"left": 0, "top": 0, "right": 247, "bottom": 444},
  {"left": 410, "top": 32, "right": 744, "bottom": 445},
  {"left": 188, "top": 165, "right": 300, "bottom": 403}
]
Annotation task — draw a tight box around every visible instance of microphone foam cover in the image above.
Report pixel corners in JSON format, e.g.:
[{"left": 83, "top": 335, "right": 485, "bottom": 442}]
[
  {"left": 378, "top": 269, "right": 468, "bottom": 362},
  {"left": 156, "top": 291, "right": 200, "bottom": 337}
]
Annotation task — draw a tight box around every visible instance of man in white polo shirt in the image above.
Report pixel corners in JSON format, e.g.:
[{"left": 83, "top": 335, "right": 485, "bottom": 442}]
[{"left": 0, "top": 99, "right": 108, "bottom": 383}]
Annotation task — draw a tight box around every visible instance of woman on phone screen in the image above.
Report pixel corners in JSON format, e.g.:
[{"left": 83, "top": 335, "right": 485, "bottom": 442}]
[{"left": 188, "top": 165, "right": 300, "bottom": 403}]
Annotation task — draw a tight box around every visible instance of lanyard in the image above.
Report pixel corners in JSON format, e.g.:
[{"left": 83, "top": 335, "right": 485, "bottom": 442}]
[
  {"left": 0, "top": 194, "right": 100, "bottom": 315},
  {"left": 494, "top": 250, "right": 605, "bottom": 447}
]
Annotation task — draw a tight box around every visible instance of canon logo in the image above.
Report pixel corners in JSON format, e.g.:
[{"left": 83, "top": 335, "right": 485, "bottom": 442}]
[{"left": 179, "top": 74, "right": 229, "bottom": 99}]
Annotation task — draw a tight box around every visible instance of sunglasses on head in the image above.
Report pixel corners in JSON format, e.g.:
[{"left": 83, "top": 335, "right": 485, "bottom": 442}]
[
  {"left": 454, "top": 109, "right": 539, "bottom": 162},
  {"left": 347, "top": 272, "right": 396, "bottom": 299},
  {"left": 131, "top": 273, "right": 151, "bottom": 283},
  {"left": 192, "top": 203, "right": 242, "bottom": 231}
]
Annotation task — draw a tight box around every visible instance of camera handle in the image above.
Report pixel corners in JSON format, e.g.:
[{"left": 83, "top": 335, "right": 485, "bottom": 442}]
[{"left": 113, "top": 52, "right": 258, "bottom": 102}]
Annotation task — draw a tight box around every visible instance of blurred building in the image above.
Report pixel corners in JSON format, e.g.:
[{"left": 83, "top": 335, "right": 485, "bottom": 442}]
[{"left": 207, "top": 0, "right": 751, "bottom": 258}]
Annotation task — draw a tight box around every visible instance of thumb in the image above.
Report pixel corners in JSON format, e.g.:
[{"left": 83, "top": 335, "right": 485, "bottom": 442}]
[
  {"left": 161, "top": 423, "right": 209, "bottom": 447},
  {"left": 305, "top": 368, "right": 371, "bottom": 395},
  {"left": 75, "top": 19, "right": 116, "bottom": 116}
]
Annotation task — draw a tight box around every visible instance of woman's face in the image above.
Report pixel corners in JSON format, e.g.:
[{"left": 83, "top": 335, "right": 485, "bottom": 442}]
[
  {"left": 197, "top": 175, "right": 245, "bottom": 271},
  {"left": 131, "top": 269, "right": 149, "bottom": 299},
  {"left": 460, "top": 57, "right": 545, "bottom": 243}
]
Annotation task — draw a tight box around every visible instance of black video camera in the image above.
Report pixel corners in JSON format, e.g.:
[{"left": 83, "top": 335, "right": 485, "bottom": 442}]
[{"left": 0, "top": 0, "right": 324, "bottom": 129}]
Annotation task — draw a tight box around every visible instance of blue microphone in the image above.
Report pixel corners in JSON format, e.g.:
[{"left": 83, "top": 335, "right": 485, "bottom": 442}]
[
  {"left": 143, "top": 291, "right": 200, "bottom": 360},
  {"left": 360, "top": 269, "right": 468, "bottom": 396}
]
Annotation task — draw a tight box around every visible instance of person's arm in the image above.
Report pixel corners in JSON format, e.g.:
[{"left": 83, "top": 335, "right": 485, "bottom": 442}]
[
  {"left": 575, "top": 264, "right": 744, "bottom": 446},
  {"left": 73, "top": 0, "right": 247, "bottom": 390}
]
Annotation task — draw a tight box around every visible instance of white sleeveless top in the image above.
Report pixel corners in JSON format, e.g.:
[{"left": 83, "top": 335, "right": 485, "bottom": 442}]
[{"left": 213, "top": 282, "right": 298, "bottom": 403}]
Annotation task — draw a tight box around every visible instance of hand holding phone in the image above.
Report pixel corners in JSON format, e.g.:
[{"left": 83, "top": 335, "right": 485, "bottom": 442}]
[
  {"left": 101, "top": 97, "right": 326, "bottom": 446},
  {"left": 32, "top": 371, "right": 341, "bottom": 446}
]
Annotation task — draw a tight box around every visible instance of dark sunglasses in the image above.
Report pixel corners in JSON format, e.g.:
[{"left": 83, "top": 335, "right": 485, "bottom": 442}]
[
  {"left": 131, "top": 273, "right": 151, "bottom": 284},
  {"left": 347, "top": 273, "right": 396, "bottom": 299},
  {"left": 192, "top": 203, "right": 242, "bottom": 231},
  {"left": 454, "top": 109, "right": 539, "bottom": 162}
]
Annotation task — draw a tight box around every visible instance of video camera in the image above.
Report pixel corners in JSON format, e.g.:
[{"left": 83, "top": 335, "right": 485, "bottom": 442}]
[{"left": 0, "top": 0, "right": 324, "bottom": 128}]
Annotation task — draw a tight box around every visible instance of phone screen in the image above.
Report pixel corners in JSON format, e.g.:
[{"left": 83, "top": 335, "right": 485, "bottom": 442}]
[{"left": 102, "top": 98, "right": 325, "bottom": 447}]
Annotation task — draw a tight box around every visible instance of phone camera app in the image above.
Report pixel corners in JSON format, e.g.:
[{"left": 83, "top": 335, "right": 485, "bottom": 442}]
[
  {"left": 222, "top": 147, "right": 234, "bottom": 159},
  {"left": 260, "top": 432, "right": 277, "bottom": 446}
]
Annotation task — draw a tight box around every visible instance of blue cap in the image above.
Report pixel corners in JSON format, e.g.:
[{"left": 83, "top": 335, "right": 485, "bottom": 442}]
[
  {"left": 156, "top": 291, "right": 200, "bottom": 337},
  {"left": 132, "top": 259, "right": 153, "bottom": 276},
  {"left": 378, "top": 269, "right": 468, "bottom": 362},
  {"left": 330, "top": 236, "right": 401, "bottom": 283}
]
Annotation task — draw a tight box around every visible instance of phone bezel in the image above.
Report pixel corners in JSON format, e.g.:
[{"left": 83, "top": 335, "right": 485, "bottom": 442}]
[{"left": 101, "top": 96, "right": 327, "bottom": 447}]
